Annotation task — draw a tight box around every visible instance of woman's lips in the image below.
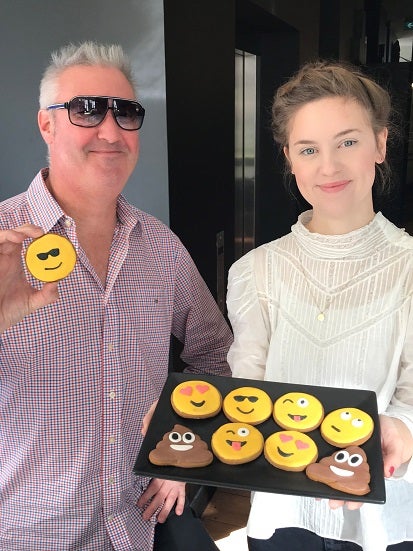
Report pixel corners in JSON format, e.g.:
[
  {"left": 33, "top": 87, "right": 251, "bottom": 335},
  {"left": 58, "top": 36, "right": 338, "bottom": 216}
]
[{"left": 318, "top": 180, "right": 350, "bottom": 193}]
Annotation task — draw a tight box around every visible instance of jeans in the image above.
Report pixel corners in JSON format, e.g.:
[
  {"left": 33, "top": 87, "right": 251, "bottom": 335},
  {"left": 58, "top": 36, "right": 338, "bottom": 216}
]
[
  {"left": 247, "top": 527, "right": 413, "bottom": 551},
  {"left": 153, "top": 501, "right": 219, "bottom": 551}
]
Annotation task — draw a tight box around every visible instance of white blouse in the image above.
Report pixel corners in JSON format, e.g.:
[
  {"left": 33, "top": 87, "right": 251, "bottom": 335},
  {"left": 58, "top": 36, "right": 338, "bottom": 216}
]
[{"left": 227, "top": 211, "right": 413, "bottom": 551}]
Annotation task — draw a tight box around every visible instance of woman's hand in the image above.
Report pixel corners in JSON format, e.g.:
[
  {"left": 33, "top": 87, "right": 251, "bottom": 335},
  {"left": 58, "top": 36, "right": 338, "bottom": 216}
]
[
  {"left": 380, "top": 414, "right": 413, "bottom": 477},
  {"left": 0, "top": 225, "right": 58, "bottom": 332},
  {"left": 326, "top": 414, "right": 413, "bottom": 510}
]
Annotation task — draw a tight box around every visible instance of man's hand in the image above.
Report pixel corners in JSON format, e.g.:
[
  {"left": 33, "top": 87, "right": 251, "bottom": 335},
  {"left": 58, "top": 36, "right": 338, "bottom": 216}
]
[
  {"left": 0, "top": 225, "right": 59, "bottom": 332},
  {"left": 141, "top": 400, "right": 158, "bottom": 437},
  {"left": 137, "top": 478, "right": 186, "bottom": 523}
]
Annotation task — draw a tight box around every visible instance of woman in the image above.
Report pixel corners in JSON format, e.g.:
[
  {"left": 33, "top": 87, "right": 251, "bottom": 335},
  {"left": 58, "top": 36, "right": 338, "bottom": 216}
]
[{"left": 226, "top": 60, "right": 413, "bottom": 551}]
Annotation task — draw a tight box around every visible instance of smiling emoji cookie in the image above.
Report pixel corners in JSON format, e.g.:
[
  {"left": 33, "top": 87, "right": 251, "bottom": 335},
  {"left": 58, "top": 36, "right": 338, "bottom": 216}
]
[
  {"left": 223, "top": 386, "right": 272, "bottom": 425},
  {"left": 149, "top": 424, "right": 213, "bottom": 468},
  {"left": 25, "top": 233, "right": 76, "bottom": 282},
  {"left": 321, "top": 407, "right": 373, "bottom": 447},
  {"left": 306, "top": 445, "right": 371, "bottom": 495},
  {"left": 171, "top": 380, "right": 222, "bottom": 419},
  {"left": 273, "top": 392, "right": 324, "bottom": 432},
  {"left": 264, "top": 430, "right": 318, "bottom": 471},
  {"left": 211, "top": 422, "right": 264, "bottom": 465}
]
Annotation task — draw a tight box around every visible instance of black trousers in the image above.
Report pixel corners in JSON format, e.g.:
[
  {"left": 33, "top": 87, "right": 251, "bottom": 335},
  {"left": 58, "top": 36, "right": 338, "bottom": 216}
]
[
  {"left": 247, "top": 527, "right": 413, "bottom": 551},
  {"left": 153, "top": 502, "right": 219, "bottom": 551}
]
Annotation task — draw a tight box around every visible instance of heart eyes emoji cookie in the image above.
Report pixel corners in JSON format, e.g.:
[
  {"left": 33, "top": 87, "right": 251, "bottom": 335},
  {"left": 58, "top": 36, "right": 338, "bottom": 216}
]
[
  {"left": 264, "top": 430, "right": 318, "bottom": 471},
  {"left": 25, "top": 233, "right": 76, "bottom": 282},
  {"left": 171, "top": 380, "right": 222, "bottom": 419}
]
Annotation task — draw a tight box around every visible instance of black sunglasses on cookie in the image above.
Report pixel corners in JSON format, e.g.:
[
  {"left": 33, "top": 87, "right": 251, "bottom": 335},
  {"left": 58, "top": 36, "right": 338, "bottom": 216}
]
[{"left": 47, "top": 96, "right": 145, "bottom": 131}]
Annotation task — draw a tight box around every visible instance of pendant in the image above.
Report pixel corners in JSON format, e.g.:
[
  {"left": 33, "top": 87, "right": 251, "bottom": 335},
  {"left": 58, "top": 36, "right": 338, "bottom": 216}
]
[{"left": 317, "top": 312, "right": 325, "bottom": 321}]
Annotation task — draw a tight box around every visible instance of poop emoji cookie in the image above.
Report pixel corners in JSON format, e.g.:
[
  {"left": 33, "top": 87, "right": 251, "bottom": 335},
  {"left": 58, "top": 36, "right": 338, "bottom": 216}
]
[
  {"left": 273, "top": 392, "right": 324, "bottom": 432},
  {"left": 25, "top": 233, "right": 76, "bottom": 282},
  {"left": 264, "top": 430, "right": 318, "bottom": 472},
  {"left": 321, "top": 407, "right": 373, "bottom": 447},
  {"left": 171, "top": 380, "right": 222, "bottom": 419},
  {"left": 211, "top": 422, "right": 264, "bottom": 465},
  {"left": 223, "top": 386, "right": 272, "bottom": 425},
  {"left": 149, "top": 424, "right": 213, "bottom": 468},
  {"left": 306, "top": 445, "right": 371, "bottom": 495}
]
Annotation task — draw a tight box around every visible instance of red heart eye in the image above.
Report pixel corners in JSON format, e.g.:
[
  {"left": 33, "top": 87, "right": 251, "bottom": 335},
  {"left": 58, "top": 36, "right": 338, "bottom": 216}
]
[
  {"left": 296, "top": 440, "right": 309, "bottom": 450},
  {"left": 196, "top": 385, "right": 209, "bottom": 394},
  {"left": 179, "top": 386, "right": 193, "bottom": 396},
  {"left": 279, "top": 434, "right": 293, "bottom": 442}
]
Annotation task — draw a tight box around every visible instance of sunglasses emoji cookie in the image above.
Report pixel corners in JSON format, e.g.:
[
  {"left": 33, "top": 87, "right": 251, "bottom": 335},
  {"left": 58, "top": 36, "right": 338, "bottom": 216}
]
[
  {"left": 211, "top": 422, "right": 264, "bottom": 465},
  {"left": 149, "top": 424, "right": 213, "bottom": 468},
  {"left": 171, "top": 380, "right": 222, "bottom": 419},
  {"left": 306, "top": 445, "right": 371, "bottom": 495},
  {"left": 25, "top": 233, "right": 76, "bottom": 282},
  {"left": 273, "top": 392, "right": 324, "bottom": 432},
  {"left": 264, "top": 430, "right": 318, "bottom": 472},
  {"left": 321, "top": 407, "right": 373, "bottom": 447},
  {"left": 223, "top": 386, "right": 272, "bottom": 425}
]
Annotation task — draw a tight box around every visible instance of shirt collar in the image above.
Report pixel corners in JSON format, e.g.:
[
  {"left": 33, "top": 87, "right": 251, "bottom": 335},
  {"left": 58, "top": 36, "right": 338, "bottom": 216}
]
[{"left": 26, "top": 168, "right": 140, "bottom": 233}]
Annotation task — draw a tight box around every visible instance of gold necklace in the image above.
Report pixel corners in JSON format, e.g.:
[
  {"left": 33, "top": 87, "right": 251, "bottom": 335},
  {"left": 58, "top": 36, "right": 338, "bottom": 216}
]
[{"left": 296, "top": 253, "right": 333, "bottom": 322}]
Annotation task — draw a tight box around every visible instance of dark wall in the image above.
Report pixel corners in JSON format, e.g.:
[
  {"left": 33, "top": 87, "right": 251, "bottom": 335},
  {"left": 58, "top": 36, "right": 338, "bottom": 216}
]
[
  {"left": 164, "top": 0, "right": 300, "bottom": 300},
  {"left": 163, "top": 0, "right": 236, "bottom": 300}
]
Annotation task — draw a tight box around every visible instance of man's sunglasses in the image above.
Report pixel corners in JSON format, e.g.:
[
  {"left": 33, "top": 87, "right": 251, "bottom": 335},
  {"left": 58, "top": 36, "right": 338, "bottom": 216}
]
[{"left": 47, "top": 96, "right": 145, "bottom": 131}]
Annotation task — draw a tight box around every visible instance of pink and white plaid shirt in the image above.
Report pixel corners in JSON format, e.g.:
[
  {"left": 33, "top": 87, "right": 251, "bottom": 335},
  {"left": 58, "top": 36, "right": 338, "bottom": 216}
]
[{"left": 0, "top": 169, "right": 232, "bottom": 550}]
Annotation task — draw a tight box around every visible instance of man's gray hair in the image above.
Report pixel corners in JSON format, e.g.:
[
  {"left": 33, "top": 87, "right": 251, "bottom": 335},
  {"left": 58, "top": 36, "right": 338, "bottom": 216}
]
[{"left": 39, "top": 41, "right": 137, "bottom": 108}]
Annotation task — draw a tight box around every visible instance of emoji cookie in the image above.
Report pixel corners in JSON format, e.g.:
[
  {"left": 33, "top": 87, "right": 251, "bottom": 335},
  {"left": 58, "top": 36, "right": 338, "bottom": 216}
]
[
  {"left": 171, "top": 380, "right": 222, "bottom": 419},
  {"left": 273, "top": 392, "right": 324, "bottom": 432},
  {"left": 211, "top": 422, "right": 264, "bottom": 465},
  {"left": 321, "top": 407, "right": 373, "bottom": 447},
  {"left": 25, "top": 233, "right": 76, "bottom": 282},
  {"left": 223, "top": 386, "right": 272, "bottom": 425},
  {"left": 306, "top": 445, "right": 371, "bottom": 495},
  {"left": 149, "top": 424, "right": 213, "bottom": 468},
  {"left": 264, "top": 430, "right": 318, "bottom": 472}
]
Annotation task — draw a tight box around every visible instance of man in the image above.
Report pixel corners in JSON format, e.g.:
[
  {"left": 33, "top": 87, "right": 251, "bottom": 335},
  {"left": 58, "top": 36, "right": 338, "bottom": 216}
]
[{"left": 0, "top": 41, "right": 232, "bottom": 550}]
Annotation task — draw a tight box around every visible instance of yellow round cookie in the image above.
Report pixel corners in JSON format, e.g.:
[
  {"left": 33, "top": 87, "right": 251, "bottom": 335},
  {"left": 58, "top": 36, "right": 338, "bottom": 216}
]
[
  {"left": 171, "top": 380, "right": 222, "bottom": 419},
  {"left": 25, "top": 233, "right": 76, "bottom": 282},
  {"left": 320, "top": 407, "right": 374, "bottom": 447},
  {"left": 223, "top": 386, "right": 272, "bottom": 425},
  {"left": 273, "top": 392, "right": 324, "bottom": 432},
  {"left": 264, "top": 430, "right": 318, "bottom": 472},
  {"left": 211, "top": 422, "right": 264, "bottom": 465}
]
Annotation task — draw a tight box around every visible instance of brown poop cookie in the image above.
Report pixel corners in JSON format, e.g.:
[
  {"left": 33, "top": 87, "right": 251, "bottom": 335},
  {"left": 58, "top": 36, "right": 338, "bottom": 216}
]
[
  {"left": 149, "top": 424, "right": 213, "bottom": 468},
  {"left": 306, "top": 445, "right": 370, "bottom": 495}
]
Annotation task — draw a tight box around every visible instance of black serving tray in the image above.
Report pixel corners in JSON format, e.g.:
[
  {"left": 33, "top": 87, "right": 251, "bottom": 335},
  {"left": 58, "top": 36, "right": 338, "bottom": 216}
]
[{"left": 133, "top": 373, "right": 385, "bottom": 504}]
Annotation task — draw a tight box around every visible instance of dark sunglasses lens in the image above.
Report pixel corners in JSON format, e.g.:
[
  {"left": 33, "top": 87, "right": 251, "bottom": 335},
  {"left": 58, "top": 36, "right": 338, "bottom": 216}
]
[
  {"left": 113, "top": 99, "right": 144, "bottom": 130},
  {"left": 68, "top": 97, "right": 108, "bottom": 127}
]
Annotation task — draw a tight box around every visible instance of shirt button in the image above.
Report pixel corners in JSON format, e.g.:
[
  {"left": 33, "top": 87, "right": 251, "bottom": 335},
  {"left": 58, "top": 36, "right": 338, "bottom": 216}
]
[
  {"left": 109, "top": 435, "right": 116, "bottom": 444},
  {"left": 109, "top": 390, "right": 116, "bottom": 399},
  {"left": 107, "top": 515, "right": 114, "bottom": 522},
  {"left": 108, "top": 476, "right": 115, "bottom": 485},
  {"left": 108, "top": 343, "right": 114, "bottom": 352},
  {"left": 64, "top": 218, "right": 72, "bottom": 228}
]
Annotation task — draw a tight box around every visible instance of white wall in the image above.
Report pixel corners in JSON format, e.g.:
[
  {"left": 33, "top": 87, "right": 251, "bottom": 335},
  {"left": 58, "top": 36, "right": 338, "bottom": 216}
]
[{"left": 0, "top": 0, "right": 169, "bottom": 224}]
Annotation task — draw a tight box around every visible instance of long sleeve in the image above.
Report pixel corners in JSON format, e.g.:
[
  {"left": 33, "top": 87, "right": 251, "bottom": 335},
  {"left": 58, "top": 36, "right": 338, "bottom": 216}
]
[
  {"left": 384, "top": 294, "right": 413, "bottom": 481},
  {"left": 171, "top": 243, "right": 233, "bottom": 376},
  {"left": 226, "top": 247, "right": 272, "bottom": 380}
]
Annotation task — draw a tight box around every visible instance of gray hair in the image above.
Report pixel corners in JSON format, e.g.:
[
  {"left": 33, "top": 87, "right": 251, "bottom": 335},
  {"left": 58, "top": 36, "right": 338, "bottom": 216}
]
[{"left": 39, "top": 41, "right": 137, "bottom": 108}]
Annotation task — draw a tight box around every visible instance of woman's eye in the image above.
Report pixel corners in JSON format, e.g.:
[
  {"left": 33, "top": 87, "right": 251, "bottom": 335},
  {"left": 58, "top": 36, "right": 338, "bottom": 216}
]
[
  {"left": 301, "top": 147, "right": 316, "bottom": 156},
  {"left": 342, "top": 139, "right": 356, "bottom": 147}
]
